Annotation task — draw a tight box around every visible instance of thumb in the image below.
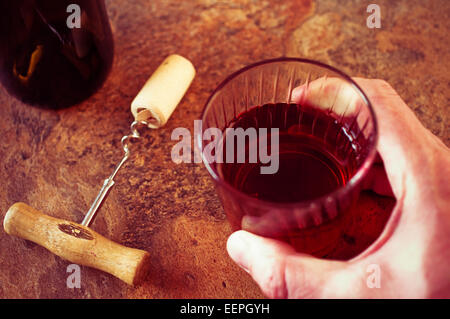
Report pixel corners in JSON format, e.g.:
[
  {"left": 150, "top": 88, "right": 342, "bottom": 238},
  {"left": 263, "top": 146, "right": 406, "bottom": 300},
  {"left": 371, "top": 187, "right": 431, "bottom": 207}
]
[{"left": 227, "top": 230, "right": 349, "bottom": 298}]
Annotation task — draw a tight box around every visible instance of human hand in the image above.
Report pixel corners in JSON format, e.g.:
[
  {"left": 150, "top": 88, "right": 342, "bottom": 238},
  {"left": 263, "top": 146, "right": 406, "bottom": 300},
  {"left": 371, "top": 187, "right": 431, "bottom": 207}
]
[{"left": 226, "top": 78, "right": 450, "bottom": 298}]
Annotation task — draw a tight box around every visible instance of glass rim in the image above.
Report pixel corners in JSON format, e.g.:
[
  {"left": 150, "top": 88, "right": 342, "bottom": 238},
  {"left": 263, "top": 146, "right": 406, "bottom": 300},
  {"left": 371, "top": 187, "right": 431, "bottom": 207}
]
[{"left": 196, "top": 57, "right": 379, "bottom": 209}]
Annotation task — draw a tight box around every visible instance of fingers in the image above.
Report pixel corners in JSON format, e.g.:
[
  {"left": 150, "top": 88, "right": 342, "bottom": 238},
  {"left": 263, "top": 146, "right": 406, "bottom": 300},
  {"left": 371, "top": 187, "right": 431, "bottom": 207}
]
[
  {"left": 292, "top": 77, "right": 443, "bottom": 199},
  {"left": 291, "top": 77, "right": 361, "bottom": 116},
  {"left": 227, "top": 230, "right": 348, "bottom": 298},
  {"left": 362, "top": 161, "right": 394, "bottom": 197},
  {"left": 352, "top": 78, "right": 441, "bottom": 199}
]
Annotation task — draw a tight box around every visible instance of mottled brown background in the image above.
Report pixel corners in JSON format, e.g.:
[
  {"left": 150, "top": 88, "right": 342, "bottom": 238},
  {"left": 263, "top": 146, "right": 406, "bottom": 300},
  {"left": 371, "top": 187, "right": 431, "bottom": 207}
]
[{"left": 0, "top": 0, "right": 448, "bottom": 298}]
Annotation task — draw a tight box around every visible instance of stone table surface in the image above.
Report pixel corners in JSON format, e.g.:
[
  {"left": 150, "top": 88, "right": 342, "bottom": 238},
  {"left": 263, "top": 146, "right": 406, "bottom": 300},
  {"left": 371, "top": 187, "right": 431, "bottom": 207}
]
[{"left": 0, "top": 0, "right": 448, "bottom": 298}]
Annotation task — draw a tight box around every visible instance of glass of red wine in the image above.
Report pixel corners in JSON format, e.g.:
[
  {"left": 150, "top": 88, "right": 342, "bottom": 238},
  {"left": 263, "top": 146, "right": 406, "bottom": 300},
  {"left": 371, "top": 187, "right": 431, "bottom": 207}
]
[{"left": 197, "top": 58, "right": 378, "bottom": 259}]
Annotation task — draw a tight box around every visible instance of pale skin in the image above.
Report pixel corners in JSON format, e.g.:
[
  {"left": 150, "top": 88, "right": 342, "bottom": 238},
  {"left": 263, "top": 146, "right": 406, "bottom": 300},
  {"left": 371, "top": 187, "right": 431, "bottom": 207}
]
[{"left": 226, "top": 78, "right": 450, "bottom": 298}]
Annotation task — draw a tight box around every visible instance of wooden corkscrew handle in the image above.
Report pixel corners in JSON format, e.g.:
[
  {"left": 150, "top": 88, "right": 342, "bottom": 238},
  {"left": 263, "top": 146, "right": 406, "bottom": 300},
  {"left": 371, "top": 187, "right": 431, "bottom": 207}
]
[{"left": 3, "top": 203, "right": 150, "bottom": 286}]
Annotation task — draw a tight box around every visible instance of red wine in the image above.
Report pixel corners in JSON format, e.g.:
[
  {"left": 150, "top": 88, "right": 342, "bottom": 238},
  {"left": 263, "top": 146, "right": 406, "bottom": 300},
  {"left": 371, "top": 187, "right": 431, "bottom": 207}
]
[
  {"left": 0, "top": 0, "right": 114, "bottom": 108},
  {"left": 218, "top": 103, "right": 359, "bottom": 203},
  {"left": 214, "top": 102, "right": 365, "bottom": 257}
]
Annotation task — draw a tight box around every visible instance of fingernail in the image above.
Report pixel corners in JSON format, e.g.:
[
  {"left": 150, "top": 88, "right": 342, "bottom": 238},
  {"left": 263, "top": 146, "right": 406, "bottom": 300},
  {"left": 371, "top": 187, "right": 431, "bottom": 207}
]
[{"left": 291, "top": 86, "right": 305, "bottom": 102}]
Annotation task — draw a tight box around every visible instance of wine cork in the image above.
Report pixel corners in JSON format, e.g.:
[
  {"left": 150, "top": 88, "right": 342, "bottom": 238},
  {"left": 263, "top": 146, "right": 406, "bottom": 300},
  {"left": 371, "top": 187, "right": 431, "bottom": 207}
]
[{"left": 131, "top": 54, "right": 196, "bottom": 128}]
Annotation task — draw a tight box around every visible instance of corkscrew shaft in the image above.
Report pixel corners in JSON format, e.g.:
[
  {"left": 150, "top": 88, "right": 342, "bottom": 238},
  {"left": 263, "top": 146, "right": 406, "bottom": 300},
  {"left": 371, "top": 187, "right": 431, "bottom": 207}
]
[{"left": 81, "top": 120, "right": 148, "bottom": 227}]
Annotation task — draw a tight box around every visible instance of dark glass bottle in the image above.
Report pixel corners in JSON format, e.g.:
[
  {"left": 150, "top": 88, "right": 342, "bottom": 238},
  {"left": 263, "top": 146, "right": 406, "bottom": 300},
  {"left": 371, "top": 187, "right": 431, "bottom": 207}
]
[{"left": 0, "top": 0, "right": 114, "bottom": 108}]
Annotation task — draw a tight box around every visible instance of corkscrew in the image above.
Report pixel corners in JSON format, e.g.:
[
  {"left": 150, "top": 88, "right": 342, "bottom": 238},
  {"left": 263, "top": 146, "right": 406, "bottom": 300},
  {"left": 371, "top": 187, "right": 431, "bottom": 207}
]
[{"left": 3, "top": 55, "right": 196, "bottom": 285}]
